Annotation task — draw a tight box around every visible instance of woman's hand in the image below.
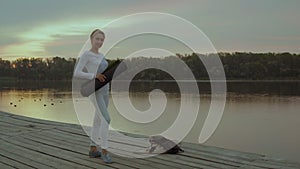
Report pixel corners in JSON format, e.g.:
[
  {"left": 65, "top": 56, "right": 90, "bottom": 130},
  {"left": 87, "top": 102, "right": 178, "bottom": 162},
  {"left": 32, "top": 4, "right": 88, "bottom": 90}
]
[{"left": 96, "top": 73, "right": 106, "bottom": 82}]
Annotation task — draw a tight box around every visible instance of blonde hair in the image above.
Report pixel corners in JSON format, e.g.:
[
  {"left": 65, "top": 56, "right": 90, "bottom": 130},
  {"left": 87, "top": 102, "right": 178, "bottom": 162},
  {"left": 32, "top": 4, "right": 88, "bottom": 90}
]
[{"left": 90, "top": 29, "right": 105, "bottom": 39}]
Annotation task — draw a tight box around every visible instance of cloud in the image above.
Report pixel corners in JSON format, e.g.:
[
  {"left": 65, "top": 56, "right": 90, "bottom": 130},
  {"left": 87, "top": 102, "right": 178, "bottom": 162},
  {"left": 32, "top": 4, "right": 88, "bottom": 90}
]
[
  {"left": 1, "top": 41, "right": 44, "bottom": 56},
  {"left": 1, "top": 18, "right": 114, "bottom": 57},
  {"left": 1, "top": 0, "right": 300, "bottom": 59}
]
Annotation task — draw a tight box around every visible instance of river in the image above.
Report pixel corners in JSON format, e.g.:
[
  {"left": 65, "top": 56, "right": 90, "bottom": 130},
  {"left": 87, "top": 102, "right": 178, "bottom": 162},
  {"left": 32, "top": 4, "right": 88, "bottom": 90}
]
[{"left": 0, "top": 81, "right": 299, "bottom": 162}]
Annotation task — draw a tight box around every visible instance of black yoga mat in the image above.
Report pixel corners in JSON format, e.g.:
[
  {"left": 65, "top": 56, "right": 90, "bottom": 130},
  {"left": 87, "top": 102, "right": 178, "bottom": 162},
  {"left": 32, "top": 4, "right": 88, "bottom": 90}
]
[{"left": 80, "top": 60, "right": 127, "bottom": 97}]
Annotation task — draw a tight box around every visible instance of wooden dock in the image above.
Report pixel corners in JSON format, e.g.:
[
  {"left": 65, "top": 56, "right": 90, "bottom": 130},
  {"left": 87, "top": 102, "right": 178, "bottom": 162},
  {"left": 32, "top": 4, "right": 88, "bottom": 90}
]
[{"left": 0, "top": 111, "right": 299, "bottom": 169}]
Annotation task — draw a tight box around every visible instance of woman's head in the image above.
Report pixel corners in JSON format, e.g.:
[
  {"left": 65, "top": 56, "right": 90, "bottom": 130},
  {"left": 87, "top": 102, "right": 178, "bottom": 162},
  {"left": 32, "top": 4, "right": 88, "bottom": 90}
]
[{"left": 90, "top": 29, "right": 105, "bottom": 49}]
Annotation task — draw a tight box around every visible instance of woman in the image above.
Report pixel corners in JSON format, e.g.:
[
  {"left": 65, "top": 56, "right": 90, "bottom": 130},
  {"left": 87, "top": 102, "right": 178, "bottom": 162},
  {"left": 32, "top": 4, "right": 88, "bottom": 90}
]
[{"left": 74, "top": 29, "right": 112, "bottom": 163}]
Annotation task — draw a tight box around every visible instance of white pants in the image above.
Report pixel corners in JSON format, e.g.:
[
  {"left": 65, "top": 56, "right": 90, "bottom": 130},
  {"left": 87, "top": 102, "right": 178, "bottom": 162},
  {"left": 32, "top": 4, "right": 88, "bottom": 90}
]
[{"left": 90, "top": 91, "right": 110, "bottom": 149}]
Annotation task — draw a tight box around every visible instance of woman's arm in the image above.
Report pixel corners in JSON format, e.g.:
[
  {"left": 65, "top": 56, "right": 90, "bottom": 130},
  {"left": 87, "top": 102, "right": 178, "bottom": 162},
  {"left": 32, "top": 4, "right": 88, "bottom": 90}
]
[{"left": 74, "top": 56, "right": 95, "bottom": 80}]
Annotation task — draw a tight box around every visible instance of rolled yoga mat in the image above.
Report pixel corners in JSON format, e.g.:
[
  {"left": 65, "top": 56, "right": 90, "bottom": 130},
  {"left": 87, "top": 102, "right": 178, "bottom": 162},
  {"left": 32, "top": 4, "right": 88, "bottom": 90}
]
[{"left": 80, "top": 60, "right": 127, "bottom": 97}]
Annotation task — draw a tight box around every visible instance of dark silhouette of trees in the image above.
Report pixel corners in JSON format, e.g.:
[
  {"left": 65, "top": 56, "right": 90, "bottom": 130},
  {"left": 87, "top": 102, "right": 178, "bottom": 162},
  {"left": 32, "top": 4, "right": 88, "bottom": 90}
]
[
  {"left": 0, "top": 58, "right": 12, "bottom": 78},
  {"left": 1, "top": 57, "right": 76, "bottom": 81},
  {"left": 45, "top": 57, "right": 76, "bottom": 80},
  {"left": 0, "top": 52, "right": 299, "bottom": 81},
  {"left": 219, "top": 52, "right": 300, "bottom": 80}
]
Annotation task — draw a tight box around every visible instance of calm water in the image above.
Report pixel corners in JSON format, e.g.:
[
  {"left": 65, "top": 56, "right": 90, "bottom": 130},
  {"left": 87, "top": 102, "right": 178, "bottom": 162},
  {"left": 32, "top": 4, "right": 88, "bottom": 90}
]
[{"left": 0, "top": 81, "right": 299, "bottom": 162}]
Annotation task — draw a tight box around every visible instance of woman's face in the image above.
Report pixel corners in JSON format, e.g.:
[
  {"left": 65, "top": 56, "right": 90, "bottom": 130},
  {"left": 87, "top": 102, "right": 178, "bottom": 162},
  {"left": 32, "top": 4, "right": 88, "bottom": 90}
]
[{"left": 91, "top": 32, "right": 105, "bottom": 49}]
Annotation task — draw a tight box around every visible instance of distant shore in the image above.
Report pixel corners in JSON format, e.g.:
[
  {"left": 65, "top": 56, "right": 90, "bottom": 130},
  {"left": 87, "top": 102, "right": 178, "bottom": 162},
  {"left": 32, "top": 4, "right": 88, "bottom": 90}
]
[{"left": 1, "top": 52, "right": 300, "bottom": 81}]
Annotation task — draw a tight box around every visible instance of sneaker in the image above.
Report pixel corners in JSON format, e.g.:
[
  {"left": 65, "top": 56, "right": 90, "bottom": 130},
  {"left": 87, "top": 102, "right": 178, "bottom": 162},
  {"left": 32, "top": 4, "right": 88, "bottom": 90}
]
[
  {"left": 101, "top": 153, "right": 112, "bottom": 163},
  {"left": 89, "top": 150, "right": 101, "bottom": 158}
]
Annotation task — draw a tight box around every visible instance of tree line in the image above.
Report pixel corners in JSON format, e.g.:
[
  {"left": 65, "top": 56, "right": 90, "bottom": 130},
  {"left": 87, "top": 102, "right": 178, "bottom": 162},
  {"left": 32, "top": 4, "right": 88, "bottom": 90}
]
[
  {"left": 0, "top": 52, "right": 299, "bottom": 81},
  {"left": 0, "top": 57, "right": 76, "bottom": 81}
]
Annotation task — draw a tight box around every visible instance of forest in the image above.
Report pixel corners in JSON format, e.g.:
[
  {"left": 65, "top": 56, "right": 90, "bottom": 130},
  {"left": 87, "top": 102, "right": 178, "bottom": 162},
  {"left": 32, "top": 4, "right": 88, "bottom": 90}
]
[{"left": 0, "top": 52, "right": 299, "bottom": 81}]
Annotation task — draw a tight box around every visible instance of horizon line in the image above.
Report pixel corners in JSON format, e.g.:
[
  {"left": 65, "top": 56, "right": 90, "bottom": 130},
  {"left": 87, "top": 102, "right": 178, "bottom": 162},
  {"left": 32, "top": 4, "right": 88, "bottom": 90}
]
[{"left": 1, "top": 51, "right": 300, "bottom": 61}]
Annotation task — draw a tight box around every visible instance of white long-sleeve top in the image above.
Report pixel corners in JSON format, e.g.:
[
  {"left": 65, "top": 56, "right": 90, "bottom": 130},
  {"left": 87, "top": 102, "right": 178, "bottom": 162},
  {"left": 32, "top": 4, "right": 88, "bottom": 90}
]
[{"left": 74, "top": 50, "right": 109, "bottom": 94}]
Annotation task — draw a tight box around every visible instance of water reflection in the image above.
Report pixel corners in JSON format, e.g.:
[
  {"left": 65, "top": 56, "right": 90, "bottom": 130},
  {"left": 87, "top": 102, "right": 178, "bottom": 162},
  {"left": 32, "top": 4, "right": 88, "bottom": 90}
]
[
  {"left": 0, "top": 81, "right": 300, "bottom": 162},
  {"left": 1, "top": 80, "right": 299, "bottom": 95},
  {"left": 0, "top": 89, "right": 79, "bottom": 124},
  {"left": 128, "top": 81, "right": 300, "bottom": 96}
]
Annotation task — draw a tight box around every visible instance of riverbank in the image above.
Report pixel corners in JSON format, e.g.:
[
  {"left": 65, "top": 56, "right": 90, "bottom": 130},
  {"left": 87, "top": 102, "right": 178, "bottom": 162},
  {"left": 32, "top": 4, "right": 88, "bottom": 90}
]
[{"left": 0, "top": 111, "right": 299, "bottom": 169}]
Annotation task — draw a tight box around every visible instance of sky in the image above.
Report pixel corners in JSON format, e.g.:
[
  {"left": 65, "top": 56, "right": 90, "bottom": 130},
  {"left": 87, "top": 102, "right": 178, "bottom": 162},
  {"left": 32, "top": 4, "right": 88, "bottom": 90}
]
[{"left": 0, "top": 0, "right": 300, "bottom": 60}]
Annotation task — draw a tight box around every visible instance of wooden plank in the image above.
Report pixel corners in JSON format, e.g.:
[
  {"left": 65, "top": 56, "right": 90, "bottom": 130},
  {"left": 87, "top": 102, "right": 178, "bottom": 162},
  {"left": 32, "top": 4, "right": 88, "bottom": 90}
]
[
  {"left": 0, "top": 137, "right": 102, "bottom": 169},
  {"left": 21, "top": 131, "right": 176, "bottom": 169},
  {"left": 22, "top": 130, "right": 208, "bottom": 169},
  {"left": 144, "top": 141, "right": 250, "bottom": 168},
  {"left": 0, "top": 111, "right": 13, "bottom": 117},
  {"left": 123, "top": 153, "right": 196, "bottom": 169},
  {"left": 182, "top": 147, "right": 300, "bottom": 169},
  {"left": 0, "top": 142, "right": 54, "bottom": 169},
  {"left": 10, "top": 114, "right": 76, "bottom": 127},
  {"left": 0, "top": 131, "right": 11, "bottom": 138},
  {"left": 179, "top": 147, "right": 254, "bottom": 167},
  {"left": 55, "top": 127, "right": 151, "bottom": 150},
  {"left": 0, "top": 112, "right": 72, "bottom": 131},
  {"left": 2, "top": 125, "right": 157, "bottom": 167},
  {"left": 0, "top": 111, "right": 73, "bottom": 128},
  {"left": 148, "top": 155, "right": 218, "bottom": 169},
  {"left": 0, "top": 161, "right": 18, "bottom": 169},
  {"left": 0, "top": 161, "right": 15, "bottom": 169},
  {"left": 182, "top": 143, "right": 261, "bottom": 163},
  {"left": 250, "top": 159, "right": 300, "bottom": 169},
  {"left": 12, "top": 135, "right": 135, "bottom": 169},
  {"left": 26, "top": 130, "right": 140, "bottom": 159},
  {"left": 44, "top": 127, "right": 150, "bottom": 152},
  {"left": 178, "top": 154, "right": 241, "bottom": 169},
  {"left": 151, "top": 153, "right": 237, "bottom": 169},
  {"left": 0, "top": 116, "right": 54, "bottom": 131},
  {"left": 108, "top": 156, "right": 151, "bottom": 169},
  {"left": 238, "top": 165, "right": 269, "bottom": 169},
  {"left": 1, "top": 111, "right": 299, "bottom": 169},
  {"left": 0, "top": 155, "right": 33, "bottom": 169},
  {"left": 2, "top": 129, "right": 296, "bottom": 169},
  {"left": 42, "top": 129, "right": 90, "bottom": 146},
  {"left": 54, "top": 125, "right": 87, "bottom": 136},
  {"left": 0, "top": 139, "right": 90, "bottom": 169},
  {"left": 0, "top": 152, "right": 37, "bottom": 169},
  {"left": 183, "top": 142, "right": 264, "bottom": 161},
  {"left": 150, "top": 154, "right": 213, "bottom": 169},
  {"left": 181, "top": 143, "right": 300, "bottom": 169},
  {"left": 0, "top": 122, "right": 33, "bottom": 133}
]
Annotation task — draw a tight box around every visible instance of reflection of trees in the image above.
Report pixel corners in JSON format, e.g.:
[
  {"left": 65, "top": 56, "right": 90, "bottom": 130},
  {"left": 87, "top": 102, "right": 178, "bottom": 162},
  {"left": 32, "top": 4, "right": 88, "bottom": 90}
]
[{"left": 0, "top": 52, "right": 299, "bottom": 81}]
